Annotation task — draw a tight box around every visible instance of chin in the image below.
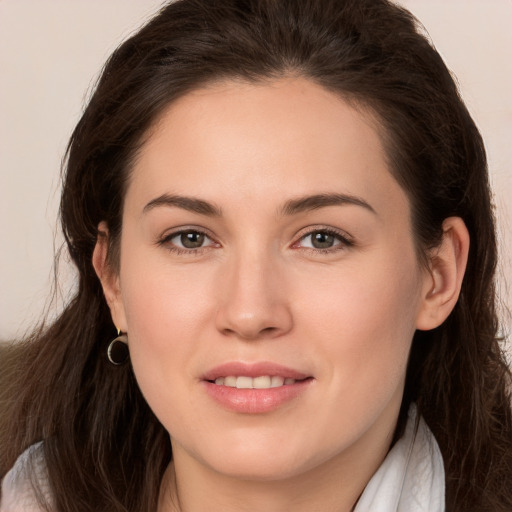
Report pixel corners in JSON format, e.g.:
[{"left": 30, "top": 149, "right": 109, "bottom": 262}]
[
  {"left": 210, "top": 455, "right": 310, "bottom": 482},
  {"left": 190, "top": 433, "right": 327, "bottom": 482}
]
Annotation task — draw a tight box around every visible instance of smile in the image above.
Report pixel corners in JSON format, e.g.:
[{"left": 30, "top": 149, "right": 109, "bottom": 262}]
[
  {"left": 213, "top": 376, "right": 297, "bottom": 388},
  {"left": 202, "top": 363, "right": 313, "bottom": 413}
]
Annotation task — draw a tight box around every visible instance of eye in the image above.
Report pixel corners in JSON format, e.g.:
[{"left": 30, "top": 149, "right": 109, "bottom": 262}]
[
  {"left": 174, "top": 231, "right": 207, "bottom": 249},
  {"left": 160, "top": 229, "right": 218, "bottom": 253},
  {"left": 302, "top": 231, "right": 340, "bottom": 249},
  {"left": 294, "top": 228, "right": 353, "bottom": 252}
]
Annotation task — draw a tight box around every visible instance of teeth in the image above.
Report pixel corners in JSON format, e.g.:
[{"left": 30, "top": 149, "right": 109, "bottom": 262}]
[
  {"left": 224, "top": 376, "right": 237, "bottom": 387},
  {"left": 236, "top": 376, "right": 253, "bottom": 389},
  {"left": 271, "top": 376, "right": 284, "bottom": 387},
  {"left": 253, "top": 376, "right": 271, "bottom": 388},
  {"left": 213, "top": 375, "right": 296, "bottom": 389}
]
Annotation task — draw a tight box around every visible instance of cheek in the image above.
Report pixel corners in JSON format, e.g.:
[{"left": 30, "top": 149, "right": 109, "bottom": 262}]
[
  {"left": 116, "top": 248, "right": 217, "bottom": 408},
  {"left": 119, "top": 233, "right": 215, "bottom": 336},
  {"left": 297, "top": 253, "right": 422, "bottom": 397}
]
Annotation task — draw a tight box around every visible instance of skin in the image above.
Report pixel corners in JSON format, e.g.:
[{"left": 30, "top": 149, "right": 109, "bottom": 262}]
[{"left": 94, "top": 77, "right": 469, "bottom": 511}]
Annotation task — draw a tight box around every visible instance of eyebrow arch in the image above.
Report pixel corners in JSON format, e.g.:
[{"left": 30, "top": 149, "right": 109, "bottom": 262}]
[
  {"left": 143, "top": 194, "right": 222, "bottom": 216},
  {"left": 280, "top": 193, "right": 376, "bottom": 216}
]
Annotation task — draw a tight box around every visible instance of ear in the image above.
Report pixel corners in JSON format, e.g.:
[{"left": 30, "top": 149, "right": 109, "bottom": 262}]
[
  {"left": 416, "top": 217, "right": 470, "bottom": 331},
  {"left": 92, "top": 221, "right": 128, "bottom": 332}
]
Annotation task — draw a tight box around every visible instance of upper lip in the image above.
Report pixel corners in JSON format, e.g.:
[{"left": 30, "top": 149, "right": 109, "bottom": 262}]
[{"left": 202, "top": 361, "right": 310, "bottom": 381}]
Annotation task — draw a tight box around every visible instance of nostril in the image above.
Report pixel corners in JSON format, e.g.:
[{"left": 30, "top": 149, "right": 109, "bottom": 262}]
[
  {"left": 220, "top": 325, "right": 281, "bottom": 340},
  {"left": 215, "top": 301, "right": 293, "bottom": 340}
]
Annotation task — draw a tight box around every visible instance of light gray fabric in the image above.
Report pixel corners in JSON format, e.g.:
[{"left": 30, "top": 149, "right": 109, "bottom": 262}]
[
  {"left": 354, "top": 405, "right": 445, "bottom": 512},
  {"left": 1, "top": 406, "right": 444, "bottom": 511},
  {"left": 1, "top": 442, "right": 49, "bottom": 512}
]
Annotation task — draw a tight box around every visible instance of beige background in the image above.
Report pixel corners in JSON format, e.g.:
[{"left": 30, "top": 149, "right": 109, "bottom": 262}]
[{"left": 1, "top": 1, "right": 511, "bottom": 346}]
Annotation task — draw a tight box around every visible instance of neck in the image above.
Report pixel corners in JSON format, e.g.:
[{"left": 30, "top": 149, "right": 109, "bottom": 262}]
[
  {"left": 159, "top": 460, "right": 362, "bottom": 512},
  {"left": 157, "top": 421, "right": 396, "bottom": 512}
]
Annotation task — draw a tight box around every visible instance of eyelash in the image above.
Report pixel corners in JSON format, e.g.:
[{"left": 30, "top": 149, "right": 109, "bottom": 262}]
[
  {"left": 157, "top": 226, "right": 354, "bottom": 255},
  {"left": 293, "top": 227, "right": 354, "bottom": 254},
  {"left": 157, "top": 227, "right": 219, "bottom": 256}
]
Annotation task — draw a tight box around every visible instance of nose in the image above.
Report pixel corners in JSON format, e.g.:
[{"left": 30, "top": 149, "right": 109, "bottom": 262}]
[{"left": 215, "top": 250, "right": 293, "bottom": 341}]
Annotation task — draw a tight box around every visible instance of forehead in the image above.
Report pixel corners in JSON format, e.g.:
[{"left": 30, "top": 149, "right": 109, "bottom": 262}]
[{"left": 126, "top": 77, "right": 407, "bottom": 220}]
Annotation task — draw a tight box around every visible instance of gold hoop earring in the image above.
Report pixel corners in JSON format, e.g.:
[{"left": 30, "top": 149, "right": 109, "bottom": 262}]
[{"left": 107, "top": 331, "right": 129, "bottom": 366}]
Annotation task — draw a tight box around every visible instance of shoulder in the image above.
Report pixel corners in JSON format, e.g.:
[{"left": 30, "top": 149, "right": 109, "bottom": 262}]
[{"left": 1, "top": 442, "right": 50, "bottom": 512}]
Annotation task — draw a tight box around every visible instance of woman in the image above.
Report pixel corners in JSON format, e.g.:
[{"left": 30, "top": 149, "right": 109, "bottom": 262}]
[{"left": 1, "top": 0, "right": 511, "bottom": 510}]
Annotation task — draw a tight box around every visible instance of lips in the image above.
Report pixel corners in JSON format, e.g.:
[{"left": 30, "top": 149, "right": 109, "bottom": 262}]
[{"left": 202, "top": 362, "right": 313, "bottom": 413}]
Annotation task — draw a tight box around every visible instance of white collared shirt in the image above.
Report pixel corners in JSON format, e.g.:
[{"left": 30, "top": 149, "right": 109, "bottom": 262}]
[
  {"left": 355, "top": 404, "right": 445, "bottom": 511},
  {"left": 1, "top": 405, "right": 445, "bottom": 511}
]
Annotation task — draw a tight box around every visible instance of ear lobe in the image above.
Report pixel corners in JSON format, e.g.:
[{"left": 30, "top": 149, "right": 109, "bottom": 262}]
[
  {"left": 92, "top": 221, "right": 128, "bottom": 332},
  {"left": 416, "top": 217, "right": 470, "bottom": 331}
]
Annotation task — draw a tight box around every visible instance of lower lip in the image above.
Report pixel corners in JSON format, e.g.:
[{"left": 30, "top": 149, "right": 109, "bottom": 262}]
[{"left": 203, "top": 379, "right": 313, "bottom": 414}]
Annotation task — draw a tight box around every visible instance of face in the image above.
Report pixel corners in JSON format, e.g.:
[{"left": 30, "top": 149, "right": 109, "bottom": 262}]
[{"left": 104, "top": 78, "right": 433, "bottom": 481}]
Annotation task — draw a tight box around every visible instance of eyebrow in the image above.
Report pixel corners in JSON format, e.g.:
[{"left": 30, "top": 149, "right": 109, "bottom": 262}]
[
  {"left": 280, "top": 193, "right": 376, "bottom": 216},
  {"left": 143, "top": 194, "right": 222, "bottom": 216},
  {"left": 142, "top": 192, "right": 376, "bottom": 218}
]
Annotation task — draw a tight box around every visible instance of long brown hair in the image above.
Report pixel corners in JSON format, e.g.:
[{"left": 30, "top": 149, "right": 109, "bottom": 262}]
[{"left": 2, "top": 1, "right": 511, "bottom": 510}]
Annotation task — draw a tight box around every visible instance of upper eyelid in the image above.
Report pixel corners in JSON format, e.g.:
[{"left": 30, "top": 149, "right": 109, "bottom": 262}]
[
  {"left": 157, "top": 225, "right": 353, "bottom": 249},
  {"left": 294, "top": 225, "right": 353, "bottom": 242},
  {"left": 159, "top": 226, "right": 217, "bottom": 241}
]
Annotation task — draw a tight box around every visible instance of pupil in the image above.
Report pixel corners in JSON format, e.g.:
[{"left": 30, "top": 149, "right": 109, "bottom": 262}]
[
  {"left": 312, "top": 232, "right": 334, "bottom": 249},
  {"left": 181, "top": 232, "right": 205, "bottom": 249}
]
